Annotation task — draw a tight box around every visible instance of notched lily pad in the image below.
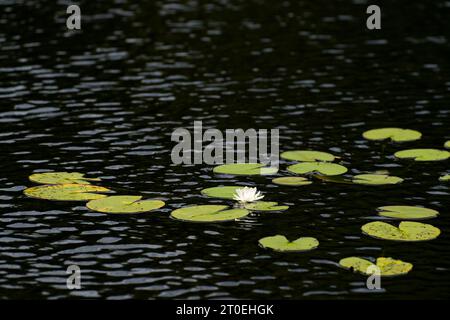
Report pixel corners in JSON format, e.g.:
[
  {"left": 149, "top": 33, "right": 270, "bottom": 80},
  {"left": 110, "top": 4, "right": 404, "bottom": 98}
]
[
  {"left": 363, "top": 128, "right": 422, "bottom": 142},
  {"left": 200, "top": 186, "right": 242, "bottom": 200},
  {"left": 29, "top": 172, "right": 101, "bottom": 185},
  {"left": 280, "top": 150, "right": 335, "bottom": 162},
  {"left": 339, "top": 257, "right": 413, "bottom": 277},
  {"left": 170, "top": 205, "right": 249, "bottom": 222},
  {"left": 287, "top": 162, "right": 348, "bottom": 176},
  {"left": 377, "top": 205, "right": 438, "bottom": 220},
  {"left": 213, "top": 163, "right": 278, "bottom": 175},
  {"left": 272, "top": 176, "right": 312, "bottom": 186},
  {"left": 86, "top": 195, "right": 165, "bottom": 214},
  {"left": 394, "top": 149, "right": 450, "bottom": 161},
  {"left": 24, "top": 184, "right": 111, "bottom": 201},
  {"left": 258, "top": 235, "right": 319, "bottom": 252},
  {"left": 352, "top": 174, "right": 403, "bottom": 185},
  {"left": 244, "top": 201, "right": 289, "bottom": 212},
  {"left": 361, "top": 221, "right": 440, "bottom": 242}
]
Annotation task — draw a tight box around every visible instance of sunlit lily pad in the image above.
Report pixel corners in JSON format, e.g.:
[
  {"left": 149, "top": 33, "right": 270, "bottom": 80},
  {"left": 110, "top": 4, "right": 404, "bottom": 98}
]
[
  {"left": 377, "top": 206, "right": 438, "bottom": 220},
  {"left": 361, "top": 221, "right": 440, "bottom": 242},
  {"left": 24, "top": 184, "right": 111, "bottom": 201},
  {"left": 86, "top": 195, "right": 165, "bottom": 214},
  {"left": 244, "top": 201, "right": 289, "bottom": 212},
  {"left": 29, "top": 172, "right": 101, "bottom": 185},
  {"left": 272, "top": 176, "right": 312, "bottom": 186},
  {"left": 313, "top": 175, "right": 353, "bottom": 184},
  {"left": 200, "top": 186, "right": 242, "bottom": 200},
  {"left": 258, "top": 235, "right": 319, "bottom": 252},
  {"left": 362, "top": 128, "right": 422, "bottom": 142},
  {"left": 213, "top": 163, "right": 278, "bottom": 175},
  {"left": 171, "top": 205, "right": 249, "bottom": 222},
  {"left": 280, "top": 150, "right": 335, "bottom": 162},
  {"left": 394, "top": 149, "right": 450, "bottom": 161},
  {"left": 287, "top": 162, "right": 348, "bottom": 176},
  {"left": 339, "top": 257, "right": 413, "bottom": 277},
  {"left": 352, "top": 174, "right": 403, "bottom": 185},
  {"left": 439, "top": 175, "right": 450, "bottom": 182},
  {"left": 445, "top": 141, "right": 450, "bottom": 149}
]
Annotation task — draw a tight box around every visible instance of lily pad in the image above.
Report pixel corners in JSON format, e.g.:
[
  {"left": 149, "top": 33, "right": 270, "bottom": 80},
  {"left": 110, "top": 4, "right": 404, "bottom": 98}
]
[
  {"left": 200, "top": 186, "right": 242, "bottom": 200},
  {"left": 244, "top": 201, "right": 289, "bottom": 211},
  {"left": 439, "top": 175, "right": 450, "bottom": 182},
  {"left": 86, "top": 196, "right": 165, "bottom": 214},
  {"left": 171, "top": 205, "right": 249, "bottom": 222},
  {"left": 24, "top": 184, "right": 111, "bottom": 201},
  {"left": 287, "top": 162, "right": 348, "bottom": 176},
  {"left": 258, "top": 235, "right": 319, "bottom": 252},
  {"left": 280, "top": 150, "right": 335, "bottom": 162},
  {"left": 29, "top": 172, "right": 101, "bottom": 185},
  {"left": 313, "top": 175, "right": 353, "bottom": 184},
  {"left": 361, "top": 221, "right": 440, "bottom": 242},
  {"left": 352, "top": 174, "right": 403, "bottom": 185},
  {"left": 377, "top": 205, "right": 438, "bottom": 220},
  {"left": 339, "top": 257, "right": 413, "bottom": 277},
  {"left": 394, "top": 149, "right": 450, "bottom": 161},
  {"left": 362, "top": 128, "right": 422, "bottom": 142},
  {"left": 213, "top": 163, "right": 278, "bottom": 175},
  {"left": 272, "top": 177, "right": 312, "bottom": 186},
  {"left": 445, "top": 141, "right": 450, "bottom": 149}
]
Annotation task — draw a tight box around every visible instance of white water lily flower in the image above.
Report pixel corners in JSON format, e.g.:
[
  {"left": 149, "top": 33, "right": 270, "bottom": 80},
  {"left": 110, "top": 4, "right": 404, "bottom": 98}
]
[{"left": 233, "top": 187, "right": 264, "bottom": 203}]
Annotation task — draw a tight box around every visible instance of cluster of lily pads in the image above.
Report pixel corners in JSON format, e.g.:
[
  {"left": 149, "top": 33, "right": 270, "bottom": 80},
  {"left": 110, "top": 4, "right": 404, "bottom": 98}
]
[{"left": 23, "top": 127, "right": 449, "bottom": 279}]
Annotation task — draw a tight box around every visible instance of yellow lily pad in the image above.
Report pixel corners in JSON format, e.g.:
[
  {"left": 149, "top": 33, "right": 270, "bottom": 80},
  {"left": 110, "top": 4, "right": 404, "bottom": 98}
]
[
  {"left": 287, "top": 162, "right": 348, "bottom": 176},
  {"left": 258, "top": 235, "right": 319, "bottom": 252},
  {"left": 352, "top": 174, "right": 403, "bottom": 185},
  {"left": 280, "top": 150, "right": 335, "bottom": 162},
  {"left": 86, "top": 196, "right": 165, "bottom": 214},
  {"left": 394, "top": 149, "right": 450, "bottom": 161},
  {"left": 362, "top": 221, "right": 440, "bottom": 242},
  {"left": 29, "top": 172, "right": 101, "bottom": 185},
  {"left": 171, "top": 205, "right": 249, "bottom": 222},
  {"left": 24, "top": 184, "right": 111, "bottom": 201},
  {"left": 377, "top": 205, "right": 438, "bottom": 220},
  {"left": 339, "top": 257, "right": 413, "bottom": 277},
  {"left": 363, "top": 128, "right": 421, "bottom": 142}
]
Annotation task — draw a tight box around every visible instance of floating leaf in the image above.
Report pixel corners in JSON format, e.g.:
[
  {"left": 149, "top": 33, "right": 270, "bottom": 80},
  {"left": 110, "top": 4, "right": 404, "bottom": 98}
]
[
  {"left": 86, "top": 196, "right": 165, "bottom": 214},
  {"left": 272, "top": 176, "right": 312, "bottom": 186},
  {"left": 200, "top": 186, "right": 242, "bottom": 200},
  {"left": 361, "top": 221, "right": 440, "bottom": 242},
  {"left": 394, "top": 149, "right": 450, "bottom": 161},
  {"left": 287, "top": 162, "right": 348, "bottom": 176},
  {"left": 352, "top": 174, "right": 403, "bottom": 185},
  {"left": 377, "top": 205, "right": 438, "bottom": 220},
  {"left": 439, "top": 174, "right": 450, "bottom": 182},
  {"left": 280, "top": 150, "right": 335, "bottom": 162},
  {"left": 362, "top": 128, "right": 421, "bottom": 142},
  {"left": 171, "top": 205, "right": 249, "bottom": 222},
  {"left": 313, "top": 174, "right": 353, "bottom": 184},
  {"left": 24, "top": 184, "right": 111, "bottom": 201},
  {"left": 258, "top": 235, "right": 319, "bottom": 252},
  {"left": 445, "top": 141, "right": 450, "bottom": 149},
  {"left": 339, "top": 257, "right": 413, "bottom": 277},
  {"left": 29, "top": 172, "right": 101, "bottom": 185},
  {"left": 244, "top": 201, "right": 289, "bottom": 211},
  {"left": 213, "top": 163, "right": 278, "bottom": 175}
]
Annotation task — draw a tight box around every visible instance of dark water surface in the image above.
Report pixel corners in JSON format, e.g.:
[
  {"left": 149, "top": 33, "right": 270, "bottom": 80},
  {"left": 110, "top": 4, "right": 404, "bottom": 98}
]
[{"left": 0, "top": 0, "right": 449, "bottom": 299}]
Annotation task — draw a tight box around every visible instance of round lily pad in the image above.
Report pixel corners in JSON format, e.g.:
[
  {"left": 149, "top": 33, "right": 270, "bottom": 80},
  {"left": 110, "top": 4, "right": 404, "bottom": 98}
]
[
  {"left": 362, "top": 128, "right": 422, "bottom": 142},
  {"left": 213, "top": 163, "right": 278, "bottom": 175},
  {"left": 339, "top": 257, "right": 413, "bottom": 277},
  {"left": 439, "top": 175, "right": 450, "bottom": 182},
  {"left": 313, "top": 175, "right": 353, "bottom": 184},
  {"left": 377, "top": 205, "right": 438, "bottom": 220},
  {"left": 244, "top": 201, "right": 289, "bottom": 211},
  {"left": 200, "top": 186, "right": 242, "bottom": 200},
  {"left": 445, "top": 141, "right": 450, "bottom": 149},
  {"left": 258, "top": 235, "right": 319, "bottom": 252},
  {"left": 280, "top": 150, "right": 335, "bottom": 162},
  {"left": 24, "top": 184, "right": 111, "bottom": 201},
  {"left": 352, "top": 174, "right": 403, "bottom": 185},
  {"left": 29, "top": 172, "right": 101, "bottom": 185},
  {"left": 272, "top": 177, "right": 312, "bottom": 186},
  {"left": 86, "top": 195, "right": 165, "bottom": 214},
  {"left": 394, "top": 149, "right": 450, "bottom": 161},
  {"left": 361, "top": 221, "right": 440, "bottom": 242},
  {"left": 170, "top": 205, "right": 249, "bottom": 222},
  {"left": 287, "top": 162, "right": 348, "bottom": 176}
]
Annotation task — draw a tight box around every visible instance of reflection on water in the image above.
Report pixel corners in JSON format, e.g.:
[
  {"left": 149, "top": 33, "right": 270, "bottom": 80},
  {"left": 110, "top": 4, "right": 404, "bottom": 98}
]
[{"left": 0, "top": 0, "right": 449, "bottom": 299}]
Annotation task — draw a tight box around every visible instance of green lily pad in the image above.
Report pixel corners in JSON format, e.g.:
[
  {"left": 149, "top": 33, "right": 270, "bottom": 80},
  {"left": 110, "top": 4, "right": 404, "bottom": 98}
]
[
  {"left": 24, "top": 184, "right": 111, "bottom": 201},
  {"left": 244, "top": 201, "right": 289, "bottom": 211},
  {"left": 361, "top": 221, "right": 440, "bottom": 242},
  {"left": 339, "top": 257, "right": 413, "bottom": 277},
  {"left": 377, "top": 206, "right": 438, "bottom": 220},
  {"left": 213, "top": 163, "right": 278, "bottom": 175},
  {"left": 287, "top": 162, "right": 348, "bottom": 176},
  {"left": 170, "top": 205, "right": 249, "bottom": 222},
  {"left": 86, "top": 195, "right": 165, "bottom": 214},
  {"left": 280, "top": 150, "right": 335, "bottom": 162},
  {"left": 394, "top": 149, "right": 450, "bottom": 161},
  {"left": 352, "top": 174, "right": 403, "bottom": 185},
  {"left": 362, "top": 128, "right": 422, "bottom": 142},
  {"left": 272, "top": 177, "right": 312, "bottom": 186},
  {"left": 439, "top": 174, "right": 450, "bottom": 181},
  {"left": 29, "top": 172, "right": 101, "bottom": 185},
  {"left": 258, "top": 235, "right": 319, "bottom": 252},
  {"left": 313, "top": 175, "right": 353, "bottom": 184},
  {"left": 445, "top": 141, "right": 450, "bottom": 149},
  {"left": 200, "top": 186, "right": 242, "bottom": 200}
]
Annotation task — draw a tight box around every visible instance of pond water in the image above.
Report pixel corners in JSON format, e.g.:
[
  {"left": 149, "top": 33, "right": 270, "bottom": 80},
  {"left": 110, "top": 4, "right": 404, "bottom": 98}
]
[{"left": 0, "top": 0, "right": 449, "bottom": 299}]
